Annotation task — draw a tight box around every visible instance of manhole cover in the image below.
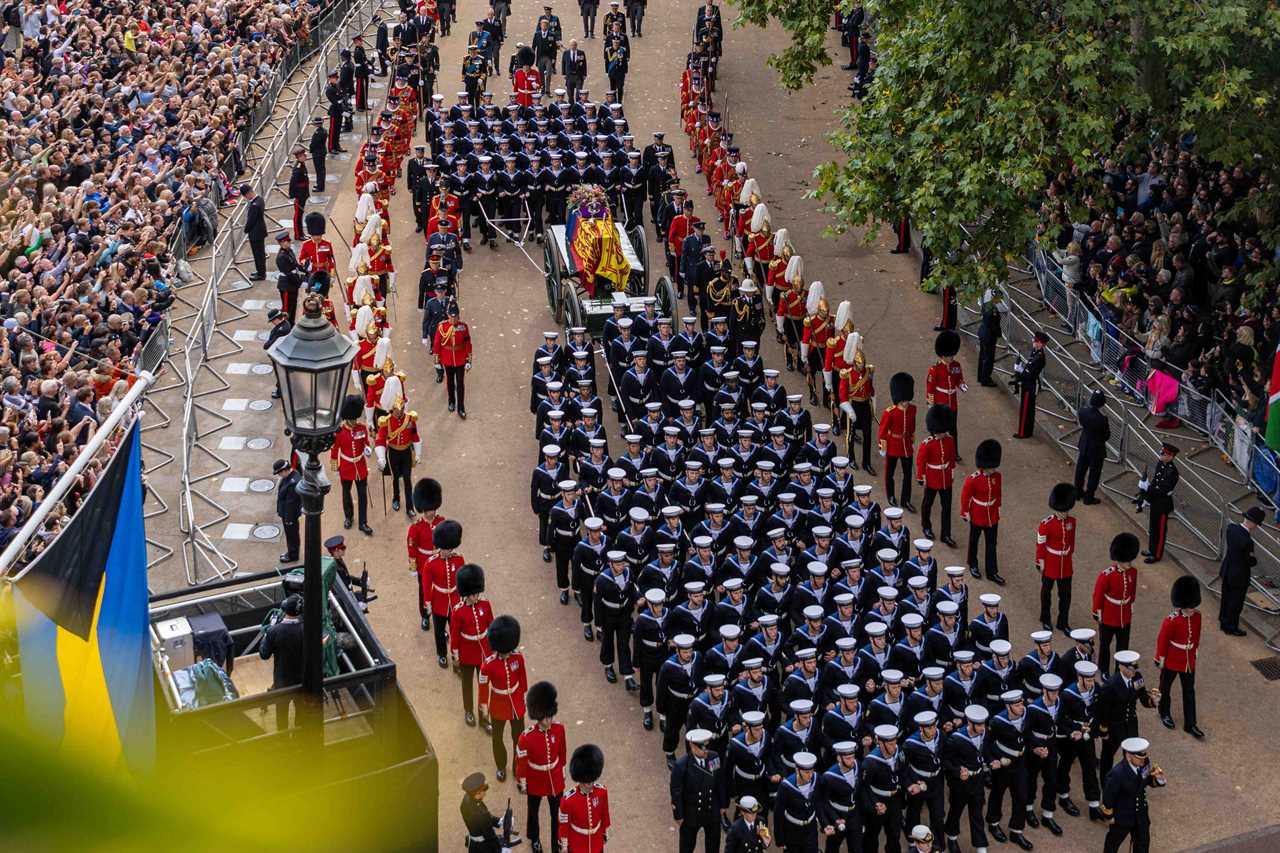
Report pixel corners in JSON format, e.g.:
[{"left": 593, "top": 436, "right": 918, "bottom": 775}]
[
  {"left": 252, "top": 524, "right": 281, "bottom": 540},
  {"left": 246, "top": 437, "right": 273, "bottom": 450},
  {"left": 1250, "top": 656, "right": 1280, "bottom": 681},
  {"left": 251, "top": 363, "right": 274, "bottom": 375},
  {"left": 248, "top": 399, "right": 273, "bottom": 411},
  {"left": 249, "top": 479, "right": 275, "bottom": 493}
]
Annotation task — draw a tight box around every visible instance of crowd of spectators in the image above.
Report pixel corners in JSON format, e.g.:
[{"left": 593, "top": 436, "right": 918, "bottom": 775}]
[
  {"left": 0, "top": 0, "right": 325, "bottom": 560},
  {"left": 1038, "top": 142, "right": 1279, "bottom": 437}
]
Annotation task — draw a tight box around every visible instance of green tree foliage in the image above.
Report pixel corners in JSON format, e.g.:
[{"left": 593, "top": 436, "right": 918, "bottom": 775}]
[{"left": 730, "top": 0, "right": 1280, "bottom": 296}]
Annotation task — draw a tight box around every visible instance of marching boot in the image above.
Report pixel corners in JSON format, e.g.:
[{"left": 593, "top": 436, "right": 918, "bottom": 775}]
[
  {"left": 543, "top": 546, "right": 552, "bottom": 562},
  {"left": 464, "top": 711, "right": 476, "bottom": 727},
  {"left": 987, "top": 823, "right": 1008, "bottom": 844},
  {"left": 344, "top": 517, "right": 353, "bottom": 530},
  {"left": 808, "top": 383, "right": 818, "bottom": 407},
  {"left": 1024, "top": 810, "right": 1039, "bottom": 829},
  {"left": 583, "top": 624, "right": 594, "bottom": 641},
  {"left": 625, "top": 675, "right": 639, "bottom": 692},
  {"left": 1011, "top": 831, "right": 1034, "bottom": 850},
  {"left": 643, "top": 709, "right": 654, "bottom": 730},
  {"left": 786, "top": 352, "right": 795, "bottom": 372},
  {"left": 438, "top": 655, "right": 448, "bottom": 669},
  {"left": 391, "top": 498, "right": 401, "bottom": 511},
  {"left": 822, "top": 387, "right": 832, "bottom": 409},
  {"left": 559, "top": 590, "right": 570, "bottom": 605},
  {"left": 1088, "top": 806, "right": 1106, "bottom": 822},
  {"left": 1058, "top": 796, "right": 1080, "bottom": 818},
  {"left": 420, "top": 616, "right": 430, "bottom": 630},
  {"left": 831, "top": 415, "right": 842, "bottom": 436},
  {"left": 665, "top": 752, "right": 676, "bottom": 770},
  {"left": 604, "top": 665, "right": 617, "bottom": 683},
  {"left": 1042, "top": 817, "right": 1063, "bottom": 836}
]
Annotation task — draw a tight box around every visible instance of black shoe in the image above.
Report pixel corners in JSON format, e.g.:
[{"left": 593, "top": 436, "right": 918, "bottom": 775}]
[
  {"left": 840, "top": 63, "right": 854, "bottom": 70},
  {"left": 988, "top": 823, "right": 1008, "bottom": 844},
  {"left": 280, "top": 553, "right": 298, "bottom": 563},
  {"left": 482, "top": 716, "right": 493, "bottom": 734},
  {"left": 1024, "top": 811, "right": 1039, "bottom": 829},
  {"left": 1056, "top": 624, "right": 1072, "bottom": 636},
  {"left": 420, "top": 616, "right": 429, "bottom": 630},
  {"left": 543, "top": 547, "right": 552, "bottom": 563},
  {"left": 1082, "top": 496, "right": 1101, "bottom": 505},
  {"left": 531, "top": 841, "right": 544, "bottom": 853},
  {"left": 625, "top": 676, "right": 639, "bottom": 692},
  {"left": 946, "top": 840, "right": 962, "bottom": 853},
  {"left": 1186, "top": 725, "right": 1205, "bottom": 739},
  {"left": 459, "top": 409, "right": 467, "bottom": 420},
  {"left": 438, "top": 655, "right": 448, "bottom": 668},
  {"left": 391, "top": 498, "right": 400, "bottom": 512},
  {"left": 969, "top": 566, "right": 982, "bottom": 579},
  {"left": 1227, "top": 628, "right": 1248, "bottom": 636},
  {"left": 1058, "top": 797, "right": 1080, "bottom": 818},
  {"left": 248, "top": 273, "right": 266, "bottom": 281},
  {"left": 809, "top": 390, "right": 818, "bottom": 406},
  {"left": 659, "top": 716, "right": 667, "bottom": 733},
  {"left": 1042, "top": 622, "right": 1053, "bottom": 633},
  {"left": 271, "top": 389, "right": 282, "bottom": 399},
  {"left": 448, "top": 401, "right": 455, "bottom": 412},
  {"left": 888, "top": 496, "right": 899, "bottom": 508},
  {"left": 1143, "top": 556, "right": 1158, "bottom": 564},
  {"left": 1160, "top": 714, "right": 1175, "bottom": 729},
  {"left": 559, "top": 590, "right": 570, "bottom": 605},
  {"left": 942, "top": 536, "right": 958, "bottom": 548},
  {"left": 604, "top": 666, "right": 617, "bottom": 683},
  {"left": 902, "top": 501, "right": 917, "bottom": 513},
  {"left": 464, "top": 712, "right": 476, "bottom": 727},
  {"left": 923, "top": 529, "right": 935, "bottom": 540},
  {"left": 435, "top": 372, "right": 444, "bottom": 384},
  {"left": 988, "top": 572, "right": 1007, "bottom": 586},
  {"left": 1089, "top": 806, "right": 1106, "bottom": 822},
  {"left": 344, "top": 517, "right": 353, "bottom": 530},
  {"left": 407, "top": 508, "right": 416, "bottom": 519},
  {"left": 313, "top": 186, "right": 325, "bottom": 193},
  {"left": 496, "top": 767, "right": 506, "bottom": 782},
  {"left": 360, "top": 524, "right": 374, "bottom": 535},
  {"left": 643, "top": 710, "right": 654, "bottom": 730},
  {"left": 583, "top": 624, "right": 594, "bottom": 641},
  {"left": 1043, "top": 818, "right": 1063, "bottom": 836},
  {"left": 666, "top": 752, "right": 676, "bottom": 770},
  {"left": 863, "top": 463, "right": 876, "bottom": 476},
  {"left": 1012, "top": 831, "right": 1034, "bottom": 850},
  {"left": 832, "top": 420, "right": 842, "bottom": 436}
]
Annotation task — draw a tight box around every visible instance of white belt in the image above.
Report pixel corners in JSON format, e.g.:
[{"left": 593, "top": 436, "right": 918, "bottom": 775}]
[
  {"left": 461, "top": 632, "right": 485, "bottom": 641},
  {"left": 1171, "top": 641, "right": 1194, "bottom": 650},
  {"left": 927, "top": 463, "right": 948, "bottom": 470},
  {"left": 668, "top": 690, "right": 693, "bottom": 699},
  {"left": 601, "top": 599, "right": 625, "bottom": 608},
  {"left": 734, "top": 766, "right": 762, "bottom": 779},
  {"left": 1104, "top": 595, "right": 1132, "bottom": 606},
  {"left": 418, "top": 547, "right": 435, "bottom": 555},
  {"left": 339, "top": 452, "right": 364, "bottom": 462},
  {"left": 431, "top": 584, "right": 456, "bottom": 594},
  {"left": 869, "top": 785, "right": 895, "bottom": 797},
  {"left": 469, "top": 834, "right": 488, "bottom": 843},
  {"left": 910, "top": 766, "right": 939, "bottom": 778},
  {"left": 1046, "top": 547, "right": 1070, "bottom": 556},
  {"left": 975, "top": 642, "right": 991, "bottom": 652},
  {"left": 642, "top": 639, "right": 661, "bottom": 647},
  {"left": 827, "top": 801, "right": 852, "bottom": 813},
  {"left": 997, "top": 743, "right": 1022, "bottom": 757},
  {"left": 490, "top": 684, "right": 518, "bottom": 695},
  {"left": 571, "top": 822, "right": 601, "bottom": 835},
  {"left": 785, "top": 812, "right": 814, "bottom": 825},
  {"left": 528, "top": 760, "right": 557, "bottom": 771},
  {"left": 973, "top": 498, "right": 995, "bottom": 506},
  {"left": 555, "top": 528, "right": 577, "bottom": 536}
]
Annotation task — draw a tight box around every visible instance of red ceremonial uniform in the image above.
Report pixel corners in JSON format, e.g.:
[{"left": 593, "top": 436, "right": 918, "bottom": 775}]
[
  {"left": 376, "top": 410, "right": 420, "bottom": 453},
  {"left": 781, "top": 288, "right": 806, "bottom": 321},
  {"left": 1091, "top": 564, "right": 1137, "bottom": 627},
  {"left": 514, "top": 68, "right": 543, "bottom": 107},
  {"left": 366, "top": 372, "right": 388, "bottom": 408},
  {"left": 1155, "top": 608, "right": 1201, "bottom": 673},
  {"left": 328, "top": 422, "right": 370, "bottom": 481},
  {"left": 354, "top": 336, "right": 379, "bottom": 372},
  {"left": 1035, "top": 513, "right": 1076, "bottom": 579},
  {"left": 450, "top": 598, "right": 494, "bottom": 666},
  {"left": 801, "top": 313, "right": 833, "bottom": 350},
  {"left": 926, "top": 360, "right": 964, "bottom": 410},
  {"left": 433, "top": 319, "right": 473, "bottom": 366},
  {"left": 915, "top": 433, "right": 956, "bottom": 490},
  {"left": 959, "top": 470, "right": 1002, "bottom": 527},
  {"left": 406, "top": 514, "right": 443, "bottom": 570},
  {"left": 558, "top": 784, "right": 611, "bottom": 853},
  {"left": 516, "top": 723, "right": 568, "bottom": 797},
  {"left": 422, "top": 553, "right": 461, "bottom": 615},
  {"left": 478, "top": 651, "right": 529, "bottom": 720},
  {"left": 824, "top": 332, "right": 848, "bottom": 373},
  {"left": 298, "top": 236, "right": 336, "bottom": 276},
  {"left": 838, "top": 365, "right": 874, "bottom": 404},
  {"left": 878, "top": 404, "right": 917, "bottom": 458},
  {"left": 667, "top": 212, "right": 691, "bottom": 259}
]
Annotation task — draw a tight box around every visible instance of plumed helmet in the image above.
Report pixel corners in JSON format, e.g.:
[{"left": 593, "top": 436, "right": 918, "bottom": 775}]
[
  {"left": 1170, "top": 575, "right": 1201, "bottom": 609},
  {"left": 349, "top": 240, "right": 370, "bottom": 274},
  {"left": 356, "top": 305, "right": 376, "bottom": 339},
  {"left": 355, "top": 191, "right": 374, "bottom": 224},
  {"left": 889, "top": 372, "right": 914, "bottom": 405},
  {"left": 925, "top": 404, "right": 952, "bottom": 436},
  {"left": 434, "top": 519, "right": 463, "bottom": 551},
  {"left": 305, "top": 211, "right": 326, "bottom": 236},
  {"left": 805, "top": 281, "right": 825, "bottom": 316},
  {"left": 340, "top": 394, "right": 364, "bottom": 422},
  {"left": 487, "top": 615, "right": 521, "bottom": 654},
  {"left": 517, "top": 45, "right": 535, "bottom": 66},
  {"left": 785, "top": 255, "right": 804, "bottom": 284},
  {"left": 374, "top": 335, "right": 392, "bottom": 369},
  {"left": 569, "top": 744, "right": 605, "bottom": 783},
  {"left": 456, "top": 562, "right": 485, "bottom": 596},
  {"left": 352, "top": 274, "right": 376, "bottom": 307},
  {"left": 379, "top": 373, "right": 405, "bottom": 411},
  {"left": 934, "top": 329, "right": 961, "bottom": 358},
  {"left": 974, "top": 438, "right": 1002, "bottom": 469},
  {"left": 835, "top": 300, "right": 852, "bottom": 332},
  {"left": 772, "top": 227, "right": 789, "bottom": 257},
  {"left": 843, "top": 331, "right": 861, "bottom": 365},
  {"left": 1049, "top": 483, "right": 1077, "bottom": 513},
  {"left": 1109, "top": 532, "right": 1141, "bottom": 563},
  {"left": 361, "top": 213, "right": 382, "bottom": 244},
  {"left": 750, "top": 202, "right": 770, "bottom": 233},
  {"left": 526, "top": 681, "right": 559, "bottom": 720},
  {"left": 413, "top": 478, "right": 443, "bottom": 512},
  {"left": 738, "top": 177, "right": 759, "bottom": 207}
]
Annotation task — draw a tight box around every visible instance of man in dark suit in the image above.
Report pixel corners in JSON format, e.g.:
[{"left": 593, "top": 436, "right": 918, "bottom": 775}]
[
  {"left": 561, "top": 38, "right": 587, "bottom": 102},
  {"left": 274, "top": 458, "right": 302, "bottom": 562},
  {"left": 375, "top": 15, "right": 390, "bottom": 76},
  {"left": 260, "top": 594, "right": 306, "bottom": 731},
  {"left": 977, "top": 289, "right": 1004, "bottom": 386},
  {"left": 1219, "top": 507, "right": 1261, "bottom": 635},
  {"left": 1074, "top": 391, "right": 1110, "bottom": 504},
  {"left": 265, "top": 308, "right": 292, "bottom": 400},
  {"left": 723, "top": 794, "right": 768, "bottom": 852},
  {"left": 1100, "top": 737, "right": 1165, "bottom": 853},
  {"left": 308, "top": 117, "right": 328, "bottom": 192},
  {"left": 242, "top": 184, "right": 267, "bottom": 280},
  {"left": 670, "top": 728, "right": 728, "bottom": 853}
]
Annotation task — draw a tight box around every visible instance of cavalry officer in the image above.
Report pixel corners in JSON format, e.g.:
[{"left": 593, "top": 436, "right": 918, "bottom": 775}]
[
  {"left": 1012, "top": 331, "right": 1047, "bottom": 439},
  {"left": 373, "top": 376, "right": 421, "bottom": 514},
  {"left": 559, "top": 744, "right": 611, "bottom": 853},
  {"left": 1140, "top": 443, "right": 1179, "bottom": 563},
  {"left": 329, "top": 395, "right": 373, "bottom": 535},
  {"left": 434, "top": 301, "right": 473, "bottom": 418},
  {"left": 480, "top": 615, "right": 527, "bottom": 781},
  {"left": 1092, "top": 533, "right": 1139, "bottom": 674},
  {"left": 451, "top": 563, "right": 494, "bottom": 727},
  {"left": 1154, "top": 576, "right": 1204, "bottom": 739},
  {"left": 1100, "top": 737, "right": 1165, "bottom": 853},
  {"left": 516, "top": 681, "right": 568, "bottom": 853},
  {"left": 1036, "top": 483, "right": 1077, "bottom": 633},
  {"left": 671, "top": 728, "right": 729, "bottom": 853},
  {"left": 960, "top": 439, "right": 1005, "bottom": 585}
]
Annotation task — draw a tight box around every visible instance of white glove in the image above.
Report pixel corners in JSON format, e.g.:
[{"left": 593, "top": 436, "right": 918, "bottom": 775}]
[
  {"left": 775, "top": 315, "right": 785, "bottom": 334},
  {"left": 1138, "top": 478, "right": 1149, "bottom": 491},
  {"left": 375, "top": 445, "right": 386, "bottom": 470},
  {"left": 414, "top": 441, "right": 423, "bottom": 465},
  {"left": 822, "top": 369, "right": 833, "bottom": 391},
  {"left": 765, "top": 284, "right": 774, "bottom": 303},
  {"left": 840, "top": 401, "right": 855, "bottom": 422},
  {"left": 465, "top": 362, "right": 472, "bottom": 371},
  {"left": 879, "top": 449, "right": 886, "bottom": 458},
  {"left": 363, "top": 445, "right": 372, "bottom": 457},
  {"left": 800, "top": 342, "right": 810, "bottom": 360},
  {"left": 1014, "top": 360, "right": 1024, "bottom": 374},
  {"left": 422, "top": 337, "right": 430, "bottom": 347},
  {"left": 960, "top": 383, "right": 969, "bottom": 392}
]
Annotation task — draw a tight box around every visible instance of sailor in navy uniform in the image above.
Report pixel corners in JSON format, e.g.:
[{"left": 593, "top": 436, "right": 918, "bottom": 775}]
[
  {"left": 592, "top": 468, "right": 630, "bottom": 536},
  {"left": 633, "top": 545, "right": 677, "bottom": 610},
  {"left": 742, "top": 613, "right": 787, "bottom": 677},
  {"left": 631, "top": 588, "right": 669, "bottom": 730},
  {"left": 620, "top": 350, "right": 657, "bottom": 421},
  {"left": 617, "top": 506, "right": 655, "bottom": 571},
  {"left": 772, "top": 699, "right": 818, "bottom": 780},
  {"left": 987, "top": 689, "right": 1034, "bottom": 849},
  {"left": 867, "top": 668, "right": 910, "bottom": 734},
  {"left": 819, "top": 681, "right": 866, "bottom": 760},
  {"left": 594, "top": 550, "right": 639, "bottom": 689},
  {"left": 861, "top": 725, "right": 905, "bottom": 852},
  {"left": 889, "top": 613, "right": 929, "bottom": 682},
  {"left": 731, "top": 658, "right": 778, "bottom": 727},
  {"left": 902, "top": 710, "right": 945, "bottom": 846},
  {"left": 1025, "top": 673, "right": 1066, "bottom": 836},
  {"left": 973, "top": 639, "right": 1017, "bottom": 715},
  {"left": 699, "top": 346, "right": 730, "bottom": 420},
  {"left": 872, "top": 507, "right": 912, "bottom": 567},
  {"left": 903, "top": 539, "right": 938, "bottom": 590},
  {"left": 671, "top": 728, "right": 730, "bottom": 853},
  {"left": 800, "top": 423, "right": 838, "bottom": 476},
  {"left": 941, "top": 651, "right": 980, "bottom": 731},
  {"left": 863, "top": 585, "right": 903, "bottom": 640},
  {"left": 1100, "top": 737, "right": 1165, "bottom": 853},
  {"left": 667, "top": 581, "right": 711, "bottom": 649},
  {"left": 1057, "top": 660, "right": 1103, "bottom": 821},
  {"left": 855, "top": 622, "right": 894, "bottom": 696},
  {"left": 923, "top": 599, "right": 964, "bottom": 671},
  {"left": 706, "top": 622, "right": 747, "bottom": 679},
  {"left": 775, "top": 750, "right": 821, "bottom": 852},
  {"left": 775, "top": 394, "right": 814, "bottom": 446},
  {"left": 823, "top": 594, "right": 860, "bottom": 649},
  {"left": 831, "top": 525, "right": 870, "bottom": 577},
  {"left": 531, "top": 445, "right": 567, "bottom": 562},
  {"left": 726, "top": 713, "right": 774, "bottom": 827},
  {"left": 636, "top": 402, "right": 668, "bottom": 446},
  {"left": 752, "top": 369, "right": 788, "bottom": 415},
  {"left": 686, "top": 673, "right": 736, "bottom": 756},
  {"left": 654, "top": 505, "right": 691, "bottom": 565},
  {"left": 781, "top": 648, "right": 823, "bottom": 713},
  {"left": 902, "top": 668, "right": 949, "bottom": 738},
  {"left": 658, "top": 634, "right": 704, "bottom": 765},
  {"left": 846, "top": 485, "right": 882, "bottom": 542},
  {"left": 817, "top": 740, "right": 862, "bottom": 851},
  {"left": 572, "top": 517, "right": 610, "bottom": 640},
  {"left": 932, "top": 565, "right": 970, "bottom": 626},
  {"left": 900, "top": 577, "right": 935, "bottom": 627},
  {"left": 942, "top": 705, "right": 992, "bottom": 853},
  {"left": 1017, "top": 629, "right": 1059, "bottom": 702},
  {"left": 711, "top": 583, "right": 752, "bottom": 640},
  {"left": 673, "top": 400, "right": 704, "bottom": 446},
  {"left": 968, "top": 593, "right": 1009, "bottom": 662}
]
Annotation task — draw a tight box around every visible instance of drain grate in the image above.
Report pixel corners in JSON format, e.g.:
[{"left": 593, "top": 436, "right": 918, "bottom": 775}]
[{"left": 1250, "top": 657, "right": 1280, "bottom": 681}]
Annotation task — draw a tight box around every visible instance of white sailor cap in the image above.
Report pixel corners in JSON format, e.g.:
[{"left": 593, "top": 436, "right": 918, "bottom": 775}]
[
  {"left": 786, "top": 394, "right": 803, "bottom": 402},
  {"left": 546, "top": 380, "right": 564, "bottom": 391},
  {"left": 1031, "top": 630, "right": 1053, "bottom": 644},
  {"left": 845, "top": 515, "right": 865, "bottom": 528},
  {"left": 733, "top": 536, "right": 755, "bottom": 551},
  {"left": 1070, "top": 628, "right": 1097, "bottom": 643},
  {"left": 693, "top": 535, "right": 713, "bottom": 549},
  {"left": 882, "top": 669, "right": 904, "bottom": 684},
  {"left": 834, "top": 593, "right": 855, "bottom": 606},
  {"left": 854, "top": 484, "right": 873, "bottom": 496},
  {"left": 645, "top": 401, "right": 663, "bottom": 412},
  {"left": 936, "top": 601, "right": 959, "bottom": 616},
  {"left": 684, "top": 460, "right": 704, "bottom": 470},
  {"left": 750, "top": 402, "right": 768, "bottom": 412},
  {"left": 813, "top": 423, "right": 831, "bottom": 434},
  {"left": 777, "top": 492, "right": 796, "bottom": 504},
  {"left": 741, "top": 710, "right": 766, "bottom": 727},
  {"left": 833, "top": 741, "right": 858, "bottom": 756},
  {"left": 605, "top": 550, "right": 627, "bottom": 563},
  {"left": 685, "top": 581, "right": 707, "bottom": 595},
  {"left": 884, "top": 506, "right": 904, "bottom": 520},
  {"left": 589, "top": 438, "right": 606, "bottom": 448},
  {"left": 674, "top": 634, "right": 696, "bottom": 649},
  {"left": 643, "top": 588, "right": 666, "bottom": 605},
  {"left": 873, "top": 725, "right": 900, "bottom": 741},
  {"left": 661, "top": 505, "right": 683, "bottom": 517},
  {"left": 757, "top": 460, "right": 776, "bottom": 472},
  {"left": 789, "top": 698, "right": 815, "bottom": 715},
  {"left": 793, "top": 462, "right": 813, "bottom": 473},
  {"left": 740, "top": 495, "right": 759, "bottom": 505},
  {"left": 794, "top": 647, "right": 818, "bottom": 661},
  {"left": 944, "top": 565, "right": 967, "bottom": 577},
  {"left": 836, "top": 683, "right": 860, "bottom": 699},
  {"left": 582, "top": 407, "right": 599, "bottom": 418},
  {"left": 979, "top": 593, "right": 1002, "bottom": 607},
  {"left": 1039, "top": 673, "right": 1064, "bottom": 691},
  {"left": 835, "top": 637, "right": 857, "bottom": 651},
  {"left": 628, "top": 507, "right": 650, "bottom": 522},
  {"left": 757, "top": 614, "right": 779, "bottom": 627},
  {"left": 722, "top": 578, "right": 744, "bottom": 592},
  {"left": 558, "top": 479, "right": 578, "bottom": 491},
  {"left": 807, "top": 562, "right": 828, "bottom": 577},
  {"left": 770, "top": 562, "right": 790, "bottom": 576},
  {"left": 811, "top": 525, "right": 833, "bottom": 538},
  {"left": 1121, "top": 737, "right": 1150, "bottom": 754},
  {"left": 954, "top": 650, "right": 976, "bottom": 663},
  {"left": 737, "top": 794, "right": 761, "bottom": 812},
  {"left": 1001, "top": 689, "right": 1024, "bottom": 704},
  {"left": 907, "top": 575, "right": 929, "bottom": 590},
  {"left": 816, "top": 488, "right": 836, "bottom": 500},
  {"left": 877, "top": 585, "right": 899, "bottom": 600},
  {"left": 618, "top": 317, "right": 633, "bottom": 328},
  {"left": 964, "top": 705, "right": 989, "bottom": 724},
  {"left": 793, "top": 751, "right": 818, "bottom": 769},
  {"left": 679, "top": 398, "right": 697, "bottom": 409},
  {"left": 704, "top": 673, "right": 726, "bottom": 687},
  {"left": 705, "top": 503, "right": 726, "bottom": 514},
  {"left": 913, "top": 538, "right": 934, "bottom": 551},
  {"left": 543, "top": 444, "right": 562, "bottom": 456},
  {"left": 901, "top": 613, "right": 924, "bottom": 629},
  {"left": 876, "top": 548, "right": 899, "bottom": 563},
  {"left": 536, "top": 356, "right": 553, "bottom": 366},
  {"left": 1074, "top": 661, "right": 1099, "bottom": 677},
  {"left": 584, "top": 517, "right": 605, "bottom": 531},
  {"left": 640, "top": 468, "right": 660, "bottom": 478},
  {"left": 548, "top": 409, "right": 566, "bottom": 420},
  {"left": 686, "top": 728, "right": 713, "bottom": 745},
  {"left": 657, "top": 542, "right": 677, "bottom": 552},
  {"left": 663, "top": 426, "right": 681, "bottom": 436},
  {"left": 990, "top": 639, "right": 1012, "bottom": 656},
  {"left": 763, "top": 368, "right": 780, "bottom": 378},
  {"left": 802, "top": 605, "right": 825, "bottom": 621},
  {"left": 922, "top": 667, "right": 946, "bottom": 681},
  {"left": 864, "top": 621, "right": 888, "bottom": 637},
  {"left": 914, "top": 710, "right": 938, "bottom": 727},
  {"left": 719, "top": 623, "right": 741, "bottom": 638}
]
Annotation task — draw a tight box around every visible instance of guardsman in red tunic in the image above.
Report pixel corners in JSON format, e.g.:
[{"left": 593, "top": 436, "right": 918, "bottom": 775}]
[
  {"left": 329, "top": 395, "right": 373, "bottom": 536},
  {"left": 960, "top": 438, "right": 1005, "bottom": 585},
  {"left": 665, "top": 198, "right": 691, "bottom": 286},
  {"left": 1154, "top": 576, "right": 1204, "bottom": 738},
  {"left": 451, "top": 563, "right": 494, "bottom": 727},
  {"left": 427, "top": 188, "right": 462, "bottom": 237},
  {"left": 1092, "top": 532, "right": 1140, "bottom": 674},
  {"left": 407, "top": 475, "right": 444, "bottom": 583},
  {"left": 422, "top": 519, "right": 463, "bottom": 663},
  {"left": 434, "top": 301, "right": 474, "bottom": 419},
  {"left": 480, "top": 616, "right": 529, "bottom": 781},
  {"left": 837, "top": 332, "right": 876, "bottom": 473},
  {"left": 915, "top": 404, "right": 957, "bottom": 547},
  {"left": 878, "top": 371, "right": 918, "bottom": 512},
  {"left": 1037, "top": 483, "right": 1078, "bottom": 632},
  {"left": 925, "top": 330, "right": 966, "bottom": 454},
  {"left": 558, "top": 745, "right": 610, "bottom": 853},
  {"left": 518, "top": 681, "right": 569, "bottom": 852},
  {"left": 297, "top": 212, "right": 336, "bottom": 291},
  {"left": 799, "top": 281, "right": 832, "bottom": 408}
]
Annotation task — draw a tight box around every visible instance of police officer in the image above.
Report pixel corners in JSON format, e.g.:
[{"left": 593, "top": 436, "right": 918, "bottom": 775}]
[
  {"left": 309, "top": 117, "right": 328, "bottom": 191},
  {"left": 1073, "top": 391, "right": 1110, "bottom": 504},
  {"left": 1139, "top": 442, "right": 1179, "bottom": 564},
  {"left": 1100, "top": 737, "right": 1165, "bottom": 853},
  {"left": 671, "top": 728, "right": 729, "bottom": 853}
]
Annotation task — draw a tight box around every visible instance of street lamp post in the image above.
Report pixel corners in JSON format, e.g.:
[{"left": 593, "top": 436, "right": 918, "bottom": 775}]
[{"left": 267, "top": 295, "right": 358, "bottom": 702}]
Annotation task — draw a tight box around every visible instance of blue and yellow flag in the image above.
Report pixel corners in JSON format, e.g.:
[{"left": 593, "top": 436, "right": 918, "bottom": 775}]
[{"left": 14, "top": 423, "right": 154, "bottom": 773}]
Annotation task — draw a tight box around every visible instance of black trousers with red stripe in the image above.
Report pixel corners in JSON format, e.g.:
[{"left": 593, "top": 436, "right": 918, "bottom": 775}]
[
  {"left": 328, "top": 114, "right": 340, "bottom": 151},
  {"left": 355, "top": 76, "right": 368, "bottom": 111},
  {"left": 292, "top": 200, "right": 304, "bottom": 239},
  {"left": 1015, "top": 389, "right": 1038, "bottom": 437},
  {"left": 895, "top": 215, "right": 911, "bottom": 251},
  {"left": 1148, "top": 505, "right": 1171, "bottom": 560}
]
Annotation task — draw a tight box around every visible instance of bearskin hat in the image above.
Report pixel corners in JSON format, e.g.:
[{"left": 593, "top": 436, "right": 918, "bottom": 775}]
[
  {"left": 517, "top": 45, "right": 535, "bottom": 67},
  {"left": 456, "top": 562, "right": 485, "bottom": 597},
  {"left": 974, "top": 438, "right": 1002, "bottom": 470},
  {"left": 569, "top": 744, "right": 604, "bottom": 784},
  {"left": 527, "top": 681, "right": 559, "bottom": 720},
  {"left": 889, "top": 372, "right": 914, "bottom": 405},
  {"left": 433, "top": 519, "right": 462, "bottom": 551},
  {"left": 925, "top": 404, "right": 952, "bottom": 436},
  {"left": 1170, "top": 575, "right": 1201, "bottom": 609},
  {"left": 413, "top": 478, "right": 443, "bottom": 513},
  {"left": 487, "top": 615, "right": 521, "bottom": 654},
  {"left": 340, "top": 394, "right": 364, "bottom": 422},
  {"left": 1109, "top": 532, "right": 1141, "bottom": 563},
  {"left": 935, "top": 329, "right": 961, "bottom": 358},
  {"left": 1049, "top": 483, "right": 1077, "bottom": 513},
  {"left": 305, "top": 211, "right": 326, "bottom": 236}
]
